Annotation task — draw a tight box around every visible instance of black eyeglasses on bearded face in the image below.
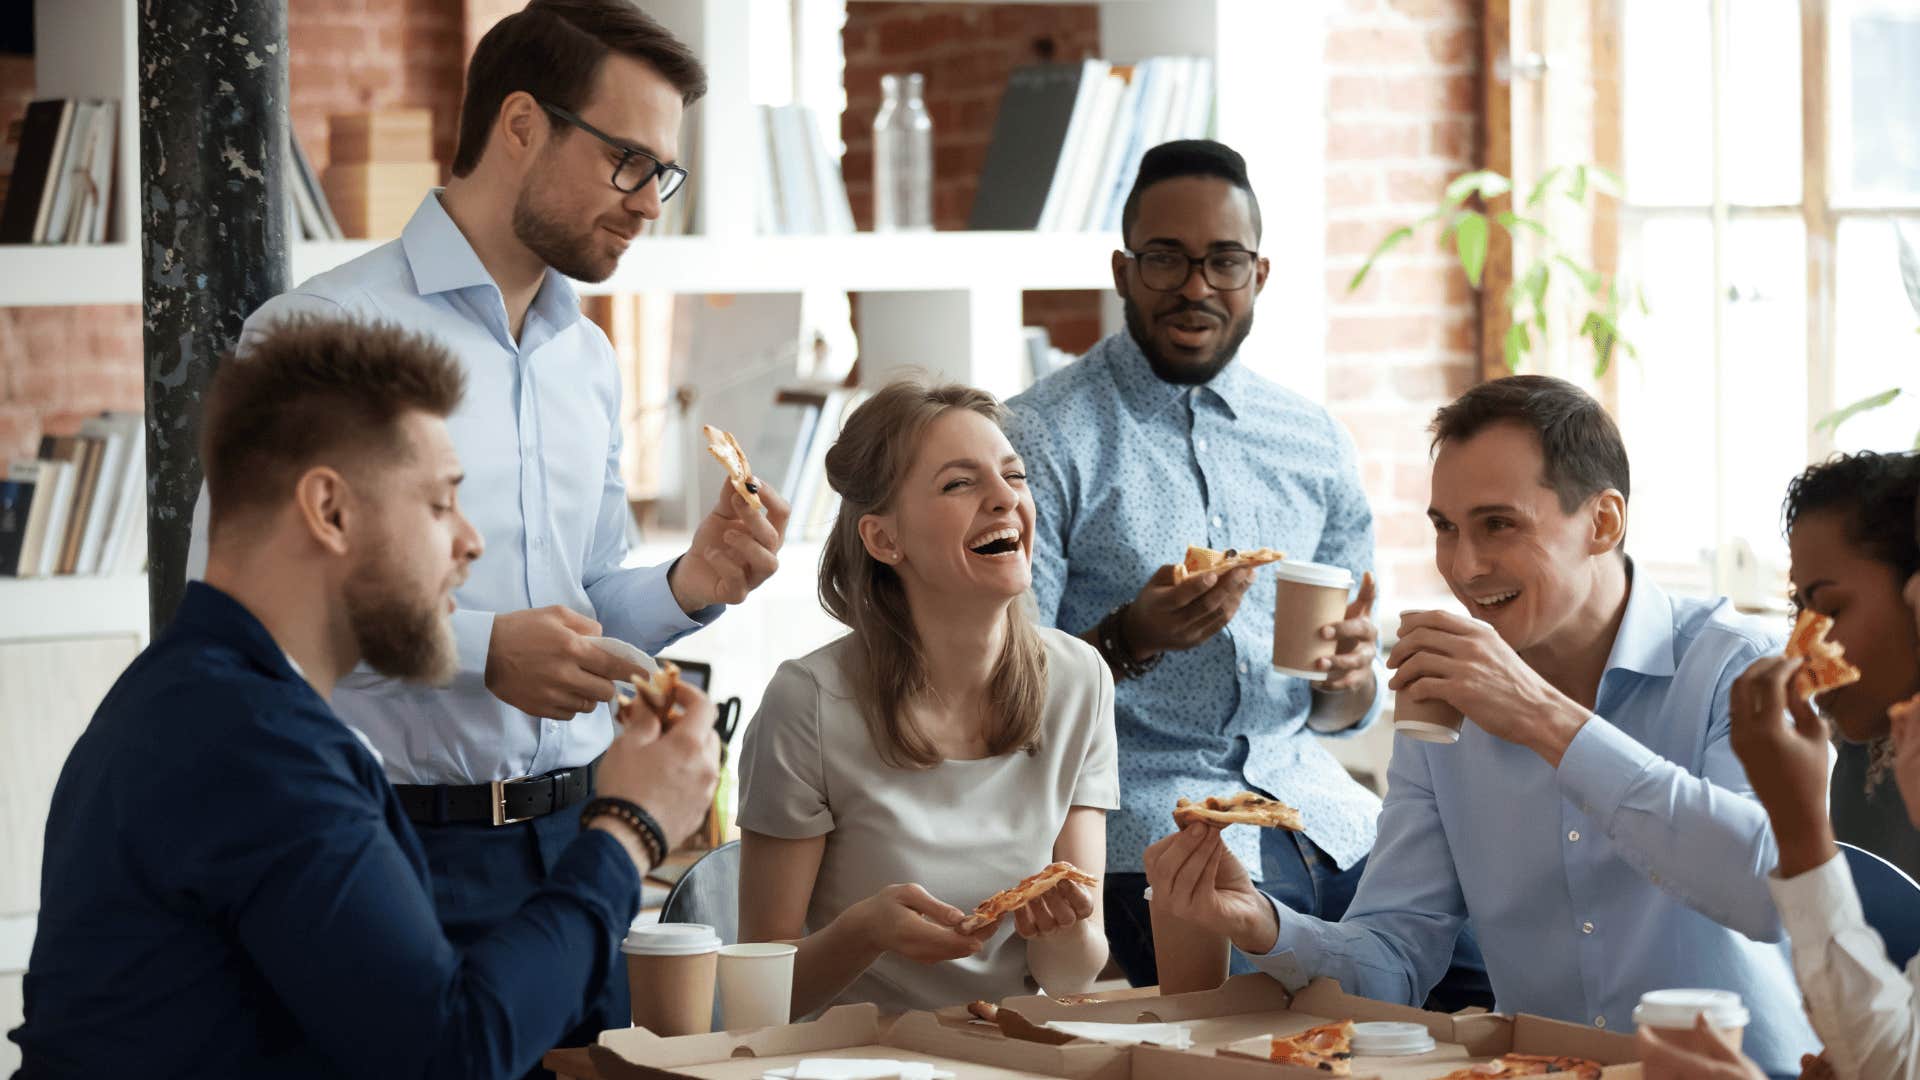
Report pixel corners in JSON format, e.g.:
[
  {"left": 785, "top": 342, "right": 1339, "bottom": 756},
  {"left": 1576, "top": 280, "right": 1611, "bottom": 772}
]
[{"left": 537, "top": 100, "right": 689, "bottom": 201}]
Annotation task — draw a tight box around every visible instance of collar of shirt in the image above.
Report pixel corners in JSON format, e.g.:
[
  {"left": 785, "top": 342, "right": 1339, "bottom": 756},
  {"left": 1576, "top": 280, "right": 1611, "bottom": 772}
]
[
  {"left": 1104, "top": 329, "right": 1253, "bottom": 423},
  {"left": 399, "top": 190, "right": 584, "bottom": 351},
  {"left": 173, "top": 582, "right": 307, "bottom": 688},
  {"left": 1600, "top": 560, "right": 1680, "bottom": 684}
]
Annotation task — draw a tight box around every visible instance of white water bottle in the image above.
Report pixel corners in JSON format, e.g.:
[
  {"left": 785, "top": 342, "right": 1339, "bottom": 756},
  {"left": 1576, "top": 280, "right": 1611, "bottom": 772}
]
[{"left": 873, "top": 72, "right": 933, "bottom": 232}]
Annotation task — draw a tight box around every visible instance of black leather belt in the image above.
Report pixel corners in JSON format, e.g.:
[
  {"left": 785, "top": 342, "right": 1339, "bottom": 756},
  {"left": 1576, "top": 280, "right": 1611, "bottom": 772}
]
[{"left": 396, "top": 761, "right": 596, "bottom": 827}]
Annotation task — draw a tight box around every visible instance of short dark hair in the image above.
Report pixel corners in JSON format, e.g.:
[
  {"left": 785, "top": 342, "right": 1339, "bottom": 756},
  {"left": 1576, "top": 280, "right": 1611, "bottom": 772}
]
[
  {"left": 451, "top": 0, "right": 707, "bottom": 177},
  {"left": 1430, "top": 375, "right": 1631, "bottom": 513},
  {"left": 1781, "top": 451, "right": 1920, "bottom": 579},
  {"left": 201, "top": 317, "right": 466, "bottom": 533},
  {"left": 1120, "top": 139, "right": 1263, "bottom": 247}
]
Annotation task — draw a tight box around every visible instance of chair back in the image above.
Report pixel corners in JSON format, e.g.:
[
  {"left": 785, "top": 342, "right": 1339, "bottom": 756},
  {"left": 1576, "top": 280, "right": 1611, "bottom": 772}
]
[
  {"left": 660, "top": 841, "right": 741, "bottom": 946},
  {"left": 1840, "top": 841, "right": 1920, "bottom": 968}
]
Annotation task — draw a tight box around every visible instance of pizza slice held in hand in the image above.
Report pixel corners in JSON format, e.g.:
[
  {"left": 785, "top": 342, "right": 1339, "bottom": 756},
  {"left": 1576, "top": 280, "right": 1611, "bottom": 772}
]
[
  {"left": 1173, "top": 792, "right": 1305, "bottom": 832},
  {"left": 958, "top": 861, "right": 1100, "bottom": 933},
  {"left": 1785, "top": 610, "right": 1861, "bottom": 700},
  {"left": 702, "top": 424, "right": 763, "bottom": 513},
  {"left": 616, "top": 660, "right": 682, "bottom": 725},
  {"left": 1171, "top": 545, "right": 1287, "bottom": 585}
]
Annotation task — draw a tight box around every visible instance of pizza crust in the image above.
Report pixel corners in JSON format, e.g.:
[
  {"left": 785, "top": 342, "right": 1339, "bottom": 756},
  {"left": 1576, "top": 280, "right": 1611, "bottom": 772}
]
[
  {"left": 1430, "top": 1054, "right": 1603, "bottom": 1079},
  {"left": 1269, "top": 1020, "right": 1355, "bottom": 1076},
  {"left": 1171, "top": 545, "right": 1287, "bottom": 585},
  {"left": 702, "top": 424, "right": 764, "bottom": 513},
  {"left": 958, "top": 861, "right": 1100, "bottom": 933},
  {"left": 1785, "top": 610, "right": 1861, "bottom": 699},
  {"left": 965, "top": 1001, "right": 999, "bottom": 1023},
  {"left": 617, "top": 660, "right": 682, "bottom": 725},
  {"left": 1173, "top": 792, "right": 1305, "bottom": 832}
]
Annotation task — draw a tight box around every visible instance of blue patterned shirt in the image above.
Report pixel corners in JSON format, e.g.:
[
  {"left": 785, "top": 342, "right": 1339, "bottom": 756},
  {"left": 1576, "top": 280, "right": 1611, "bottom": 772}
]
[{"left": 1006, "top": 332, "right": 1384, "bottom": 878}]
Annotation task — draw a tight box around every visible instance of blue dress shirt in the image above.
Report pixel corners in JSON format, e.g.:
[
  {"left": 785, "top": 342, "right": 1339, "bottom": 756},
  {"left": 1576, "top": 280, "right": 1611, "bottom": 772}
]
[
  {"left": 187, "top": 192, "right": 718, "bottom": 785},
  {"left": 1006, "top": 332, "right": 1385, "bottom": 879},
  {"left": 9, "top": 583, "right": 640, "bottom": 1078},
  {"left": 1247, "top": 567, "right": 1819, "bottom": 1077}
]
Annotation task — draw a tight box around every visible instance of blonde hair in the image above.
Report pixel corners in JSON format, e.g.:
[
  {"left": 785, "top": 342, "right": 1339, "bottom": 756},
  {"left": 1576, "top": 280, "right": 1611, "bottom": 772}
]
[{"left": 818, "top": 379, "right": 1049, "bottom": 769}]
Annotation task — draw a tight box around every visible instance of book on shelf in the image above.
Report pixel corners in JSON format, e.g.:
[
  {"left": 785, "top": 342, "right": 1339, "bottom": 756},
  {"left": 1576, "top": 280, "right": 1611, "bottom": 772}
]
[
  {"left": 2, "top": 411, "right": 147, "bottom": 578},
  {"left": 0, "top": 97, "right": 121, "bottom": 245},
  {"left": 754, "top": 104, "right": 855, "bottom": 236},
  {"left": 0, "top": 474, "right": 32, "bottom": 577},
  {"left": 969, "top": 57, "right": 1215, "bottom": 234},
  {"left": 286, "top": 130, "right": 344, "bottom": 242}
]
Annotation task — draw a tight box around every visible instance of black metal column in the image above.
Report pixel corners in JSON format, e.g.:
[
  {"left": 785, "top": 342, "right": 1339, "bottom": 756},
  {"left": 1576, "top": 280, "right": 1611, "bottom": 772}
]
[{"left": 138, "top": 2, "right": 290, "bottom": 632}]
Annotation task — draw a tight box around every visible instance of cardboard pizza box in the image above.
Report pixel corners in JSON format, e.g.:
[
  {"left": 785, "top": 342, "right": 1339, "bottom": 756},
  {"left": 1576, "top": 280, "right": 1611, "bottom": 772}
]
[{"left": 581, "top": 1006, "right": 1131, "bottom": 1080}]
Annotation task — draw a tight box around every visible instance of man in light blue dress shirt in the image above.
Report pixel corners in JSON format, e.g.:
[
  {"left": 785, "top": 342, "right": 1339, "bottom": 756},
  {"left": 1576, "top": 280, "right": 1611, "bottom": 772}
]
[
  {"left": 185, "top": 3, "right": 786, "bottom": 1049},
  {"left": 1004, "top": 141, "right": 1501, "bottom": 1003},
  {"left": 1146, "top": 376, "right": 1817, "bottom": 1078}
]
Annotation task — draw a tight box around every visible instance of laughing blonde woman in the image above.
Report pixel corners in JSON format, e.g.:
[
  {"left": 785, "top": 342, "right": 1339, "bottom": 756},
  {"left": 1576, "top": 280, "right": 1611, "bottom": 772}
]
[{"left": 737, "top": 379, "right": 1118, "bottom": 1017}]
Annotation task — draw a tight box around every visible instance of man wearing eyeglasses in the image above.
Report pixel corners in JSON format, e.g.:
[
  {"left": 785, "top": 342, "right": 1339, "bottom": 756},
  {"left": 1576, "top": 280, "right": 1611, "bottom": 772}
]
[
  {"left": 183, "top": 0, "right": 787, "bottom": 1054},
  {"left": 1007, "top": 141, "right": 1485, "bottom": 1006}
]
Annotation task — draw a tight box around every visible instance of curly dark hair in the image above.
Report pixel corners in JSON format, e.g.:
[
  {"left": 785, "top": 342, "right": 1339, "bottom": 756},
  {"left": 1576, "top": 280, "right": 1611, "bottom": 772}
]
[{"left": 1780, "top": 450, "right": 1920, "bottom": 578}]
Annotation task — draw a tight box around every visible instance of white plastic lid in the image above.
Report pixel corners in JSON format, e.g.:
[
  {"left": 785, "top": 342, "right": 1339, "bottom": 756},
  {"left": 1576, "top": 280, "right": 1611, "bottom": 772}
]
[
  {"left": 1271, "top": 559, "right": 1354, "bottom": 590},
  {"left": 1632, "top": 989, "right": 1749, "bottom": 1031},
  {"left": 1142, "top": 886, "right": 1154, "bottom": 901},
  {"left": 1349, "top": 1021, "right": 1436, "bottom": 1056},
  {"left": 622, "top": 922, "right": 722, "bottom": 956}
]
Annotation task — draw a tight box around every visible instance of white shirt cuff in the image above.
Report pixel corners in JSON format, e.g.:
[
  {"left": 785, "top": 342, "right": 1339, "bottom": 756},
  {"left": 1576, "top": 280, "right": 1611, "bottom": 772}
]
[{"left": 1768, "top": 849, "right": 1866, "bottom": 947}]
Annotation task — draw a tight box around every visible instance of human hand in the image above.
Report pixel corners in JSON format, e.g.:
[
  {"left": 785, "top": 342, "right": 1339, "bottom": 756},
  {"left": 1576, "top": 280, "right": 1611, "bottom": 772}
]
[
  {"left": 1386, "top": 609, "right": 1590, "bottom": 765},
  {"left": 1120, "top": 563, "right": 1256, "bottom": 658},
  {"left": 1728, "top": 655, "right": 1837, "bottom": 877},
  {"left": 1143, "top": 823, "right": 1275, "bottom": 954},
  {"left": 485, "top": 606, "right": 649, "bottom": 720},
  {"left": 669, "top": 476, "right": 791, "bottom": 611}
]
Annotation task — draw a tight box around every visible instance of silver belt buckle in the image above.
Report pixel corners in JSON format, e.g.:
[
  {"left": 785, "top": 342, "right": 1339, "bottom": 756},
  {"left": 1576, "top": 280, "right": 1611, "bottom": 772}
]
[{"left": 490, "top": 775, "right": 538, "bottom": 827}]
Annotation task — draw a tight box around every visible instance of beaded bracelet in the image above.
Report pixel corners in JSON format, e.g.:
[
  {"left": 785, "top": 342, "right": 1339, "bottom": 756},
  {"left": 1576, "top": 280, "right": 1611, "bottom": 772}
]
[
  {"left": 1096, "top": 602, "right": 1161, "bottom": 681},
  {"left": 580, "top": 796, "right": 668, "bottom": 870}
]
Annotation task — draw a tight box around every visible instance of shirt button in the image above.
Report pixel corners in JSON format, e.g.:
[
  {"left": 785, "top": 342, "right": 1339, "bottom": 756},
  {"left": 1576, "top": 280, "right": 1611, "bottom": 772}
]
[
  {"left": 1211, "top": 514, "right": 1224, "bottom": 528},
  {"left": 1594, "top": 1016, "right": 1607, "bottom": 1029},
  {"left": 1196, "top": 436, "right": 1209, "bottom": 452},
  {"left": 1582, "top": 921, "right": 1594, "bottom": 934},
  {"left": 533, "top": 536, "right": 545, "bottom": 549},
  {"left": 1568, "top": 829, "right": 1580, "bottom": 842},
  {"left": 1239, "top": 662, "right": 1250, "bottom": 675}
]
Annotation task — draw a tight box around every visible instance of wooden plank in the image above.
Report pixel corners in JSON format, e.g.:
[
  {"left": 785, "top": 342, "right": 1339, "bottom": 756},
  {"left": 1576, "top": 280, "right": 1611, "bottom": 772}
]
[
  {"left": 1591, "top": 0, "right": 1625, "bottom": 413},
  {"left": 1803, "top": 0, "right": 1836, "bottom": 460},
  {"left": 1480, "top": 0, "right": 1516, "bottom": 382}
]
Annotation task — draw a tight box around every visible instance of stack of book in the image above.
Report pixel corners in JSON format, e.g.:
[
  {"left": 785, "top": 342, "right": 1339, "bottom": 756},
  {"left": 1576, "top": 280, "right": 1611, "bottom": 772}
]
[
  {"left": 0, "top": 98, "right": 119, "bottom": 244},
  {"left": 754, "top": 104, "right": 856, "bottom": 236},
  {"left": 969, "top": 58, "right": 1215, "bottom": 234},
  {"left": 321, "top": 109, "right": 440, "bottom": 240},
  {"left": 0, "top": 412, "right": 146, "bottom": 578}
]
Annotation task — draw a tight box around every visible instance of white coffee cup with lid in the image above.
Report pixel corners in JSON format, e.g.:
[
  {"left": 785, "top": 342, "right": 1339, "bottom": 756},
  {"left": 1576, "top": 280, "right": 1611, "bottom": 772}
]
[{"left": 1632, "top": 988, "right": 1750, "bottom": 1052}]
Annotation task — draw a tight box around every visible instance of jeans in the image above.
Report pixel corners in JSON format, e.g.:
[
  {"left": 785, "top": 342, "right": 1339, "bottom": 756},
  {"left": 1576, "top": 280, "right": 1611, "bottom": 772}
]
[{"left": 1104, "top": 826, "right": 1493, "bottom": 1012}]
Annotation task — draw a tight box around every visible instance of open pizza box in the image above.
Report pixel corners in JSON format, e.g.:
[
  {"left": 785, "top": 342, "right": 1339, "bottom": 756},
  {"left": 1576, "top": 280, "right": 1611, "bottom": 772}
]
[
  {"left": 571, "top": 1004, "right": 1132, "bottom": 1080},
  {"left": 976, "top": 976, "right": 1642, "bottom": 1080}
]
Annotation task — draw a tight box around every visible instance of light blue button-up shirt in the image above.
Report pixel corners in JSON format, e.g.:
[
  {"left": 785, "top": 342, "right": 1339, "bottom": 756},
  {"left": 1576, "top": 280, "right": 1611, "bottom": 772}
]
[
  {"left": 189, "top": 192, "right": 716, "bottom": 785},
  {"left": 1248, "top": 567, "right": 1817, "bottom": 1077},
  {"left": 1006, "top": 332, "right": 1385, "bottom": 879}
]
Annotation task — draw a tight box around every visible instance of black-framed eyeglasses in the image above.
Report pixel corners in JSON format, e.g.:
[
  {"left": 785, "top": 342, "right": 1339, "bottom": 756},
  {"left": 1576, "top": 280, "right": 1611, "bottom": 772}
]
[
  {"left": 538, "top": 100, "right": 689, "bottom": 201},
  {"left": 1124, "top": 247, "right": 1259, "bottom": 292}
]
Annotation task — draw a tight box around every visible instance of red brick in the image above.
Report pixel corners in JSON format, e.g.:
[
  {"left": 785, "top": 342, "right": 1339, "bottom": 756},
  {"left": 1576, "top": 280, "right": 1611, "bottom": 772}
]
[
  {"left": 1382, "top": 73, "right": 1477, "bottom": 114},
  {"left": 1387, "top": 0, "right": 1474, "bottom": 20},
  {"left": 1430, "top": 117, "right": 1477, "bottom": 162},
  {"left": 1428, "top": 25, "right": 1479, "bottom": 66},
  {"left": 1394, "top": 461, "right": 1435, "bottom": 502},
  {"left": 1327, "top": 170, "right": 1382, "bottom": 210},
  {"left": 1385, "top": 167, "right": 1455, "bottom": 204},
  {"left": 1328, "top": 122, "right": 1425, "bottom": 161},
  {"left": 1328, "top": 75, "right": 1386, "bottom": 113},
  {"left": 1326, "top": 27, "right": 1428, "bottom": 67},
  {"left": 1326, "top": 362, "right": 1381, "bottom": 401},
  {"left": 1328, "top": 315, "right": 1437, "bottom": 354}
]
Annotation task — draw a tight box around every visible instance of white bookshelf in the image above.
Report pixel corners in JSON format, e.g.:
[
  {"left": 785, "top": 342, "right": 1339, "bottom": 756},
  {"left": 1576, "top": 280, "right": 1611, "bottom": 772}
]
[{"left": 0, "top": 574, "right": 148, "bottom": 643}]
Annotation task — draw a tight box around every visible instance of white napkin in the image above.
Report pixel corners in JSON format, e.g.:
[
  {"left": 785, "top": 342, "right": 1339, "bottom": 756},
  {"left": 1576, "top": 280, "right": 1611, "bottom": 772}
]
[
  {"left": 763, "top": 1059, "right": 956, "bottom": 1080},
  {"left": 1039, "top": 1021, "right": 1194, "bottom": 1049}
]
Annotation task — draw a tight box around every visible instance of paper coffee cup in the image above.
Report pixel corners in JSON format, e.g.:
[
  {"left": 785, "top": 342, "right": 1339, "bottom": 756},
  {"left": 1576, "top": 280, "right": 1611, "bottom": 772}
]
[
  {"left": 717, "top": 943, "right": 796, "bottom": 1031},
  {"left": 1632, "top": 988, "right": 1749, "bottom": 1053},
  {"left": 1394, "top": 682, "right": 1464, "bottom": 743},
  {"left": 1146, "top": 886, "right": 1230, "bottom": 995},
  {"left": 1271, "top": 561, "right": 1354, "bottom": 680},
  {"left": 623, "top": 922, "right": 721, "bottom": 1035}
]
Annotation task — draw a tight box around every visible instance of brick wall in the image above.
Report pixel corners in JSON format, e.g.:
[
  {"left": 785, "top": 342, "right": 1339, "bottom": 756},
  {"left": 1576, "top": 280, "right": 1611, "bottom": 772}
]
[{"left": 1321, "top": 0, "right": 1482, "bottom": 603}]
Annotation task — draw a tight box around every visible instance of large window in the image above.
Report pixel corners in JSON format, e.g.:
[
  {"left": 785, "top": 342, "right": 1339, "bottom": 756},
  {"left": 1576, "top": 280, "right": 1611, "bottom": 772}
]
[{"left": 1607, "top": 0, "right": 1920, "bottom": 593}]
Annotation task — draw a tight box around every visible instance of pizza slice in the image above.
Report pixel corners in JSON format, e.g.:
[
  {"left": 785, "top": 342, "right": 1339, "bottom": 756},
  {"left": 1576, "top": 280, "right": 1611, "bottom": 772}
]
[
  {"left": 965, "top": 1001, "right": 999, "bottom": 1023},
  {"left": 1430, "top": 1054, "right": 1603, "bottom": 1079},
  {"left": 1170, "top": 545, "right": 1287, "bottom": 584},
  {"left": 616, "top": 660, "right": 682, "bottom": 725},
  {"left": 1173, "top": 792, "right": 1305, "bottom": 832},
  {"left": 1785, "top": 610, "right": 1861, "bottom": 699},
  {"left": 957, "top": 861, "right": 1100, "bottom": 933},
  {"left": 1269, "top": 1020, "right": 1354, "bottom": 1076},
  {"left": 702, "top": 424, "right": 764, "bottom": 513}
]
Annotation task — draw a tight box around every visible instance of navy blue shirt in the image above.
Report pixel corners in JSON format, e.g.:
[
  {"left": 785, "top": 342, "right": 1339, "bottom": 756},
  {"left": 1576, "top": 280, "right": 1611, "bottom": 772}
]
[{"left": 10, "top": 583, "right": 641, "bottom": 1078}]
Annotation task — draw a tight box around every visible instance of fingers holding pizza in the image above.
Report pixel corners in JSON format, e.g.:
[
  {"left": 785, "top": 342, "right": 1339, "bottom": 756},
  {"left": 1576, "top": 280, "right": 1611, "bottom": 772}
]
[
  {"left": 1122, "top": 561, "right": 1257, "bottom": 659},
  {"left": 1143, "top": 823, "right": 1277, "bottom": 955},
  {"left": 1010, "top": 876, "right": 1098, "bottom": 940},
  {"left": 850, "top": 883, "right": 993, "bottom": 965}
]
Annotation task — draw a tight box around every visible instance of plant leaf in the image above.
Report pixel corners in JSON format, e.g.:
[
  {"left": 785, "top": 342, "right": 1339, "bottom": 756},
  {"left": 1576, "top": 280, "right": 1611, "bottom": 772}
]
[
  {"left": 1526, "top": 166, "right": 1564, "bottom": 209},
  {"left": 1497, "top": 211, "right": 1550, "bottom": 237},
  {"left": 1505, "top": 323, "right": 1530, "bottom": 371},
  {"left": 1456, "top": 212, "right": 1490, "bottom": 288},
  {"left": 1348, "top": 226, "right": 1415, "bottom": 291},
  {"left": 1553, "top": 254, "right": 1603, "bottom": 294},
  {"left": 1815, "top": 387, "right": 1903, "bottom": 434},
  {"left": 1446, "top": 170, "right": 1513, "bottom": 206},
  {"left": 1589, "top": 165, "right": 1625, "bottom": 196},
  {"left": 1570, "top": 165, "right": 1589, "bottom": 203},
  {"left": 1897, "top": 222, "right": 1920, "bottom": 321}
]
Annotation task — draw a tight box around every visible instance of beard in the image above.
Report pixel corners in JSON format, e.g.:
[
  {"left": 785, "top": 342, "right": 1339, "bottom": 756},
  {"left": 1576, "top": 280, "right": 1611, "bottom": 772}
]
[
  {"left": 1123, "top": 292, "right": 1255, "bottom": 386},
  {"left": 512, "top": 185, "right": 619, "bottom": 284},
  {"left": 343, "top": 552, "right": 458, "bottom": 686}
]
